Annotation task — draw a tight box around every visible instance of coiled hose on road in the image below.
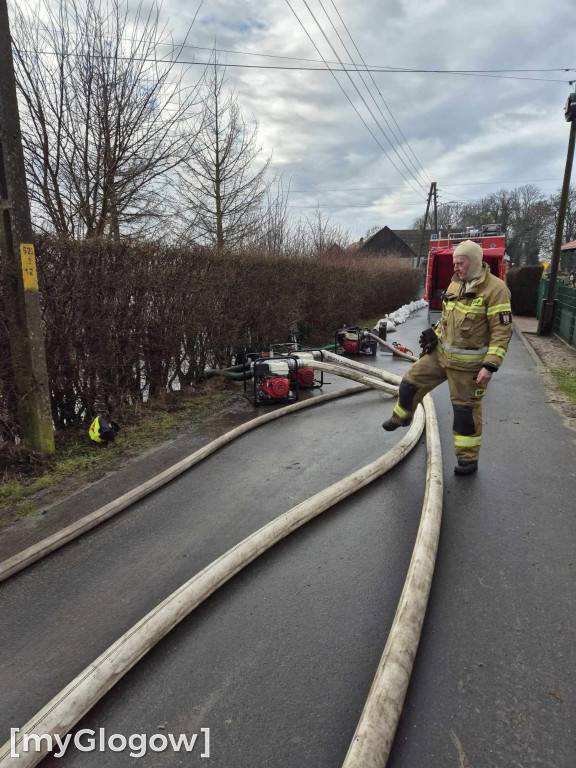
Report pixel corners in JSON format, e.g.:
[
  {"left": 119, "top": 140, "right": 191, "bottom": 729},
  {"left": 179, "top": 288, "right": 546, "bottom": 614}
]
[{"left": 0, "top": 349, "right": 442, "bottom": 768}]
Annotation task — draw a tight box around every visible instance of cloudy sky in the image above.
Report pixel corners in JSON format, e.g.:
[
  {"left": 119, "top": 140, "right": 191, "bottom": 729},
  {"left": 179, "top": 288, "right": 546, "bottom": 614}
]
[
  {"left": 19, "top": 0, "right": 576, "bottom": 240},
  {"left": 157, "top": 0, "right": 573, "bottom": 239}
]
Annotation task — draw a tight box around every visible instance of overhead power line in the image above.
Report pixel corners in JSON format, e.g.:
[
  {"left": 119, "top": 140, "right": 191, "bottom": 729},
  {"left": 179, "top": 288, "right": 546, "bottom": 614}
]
[
  {"left": 290, "top": 200, "right": 456, "bottom": 208},
  {"left": 288, "top": 178, "right": 564, "bottom": 193},
  {"left": 321, "top": 0, "right": 430, "bottom": 187},
  {"left": 189, "top": 61, "right": 570, "bottom": 84},
  {"left": 21, "top": 48, "right": 572, "bottom": 84},
  {"left": 294, "top": 0, "right": 428, "bottom": 194},
  {"left": 152, "top": 42, "right": 576, "bottom": 76},
  {"left": 441, "top": 178, "right": 562, "bottom": 186},
  {"left": 282, "top": 0, "right": 427, "bottom": 199}
]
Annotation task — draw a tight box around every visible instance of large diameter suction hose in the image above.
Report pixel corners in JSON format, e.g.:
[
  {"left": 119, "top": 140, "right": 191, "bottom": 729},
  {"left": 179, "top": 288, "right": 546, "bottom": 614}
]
[
  {"left": 202, "top": 367, "right": 253, "bottom": 381},
  {"left": 322, "top": 350, "right": 401, "bottom": 386},
  {"left": 341, "top": 395, "right": 442, "bottom": 767},
  {"left": 0, "top": 386, "right": 372, "bottom": 584},
  {"left": 0, "top": 410, "right": 425, "bottom": 768},
  {"left": 324, "top": 349, "right": 445, "bottom": 766},
  {"left": 367, "top": 331, "right": 418, "bottom": 362},
  {"left": 300, "top": 360, "right": 398, "bottom": 396},
  {"left": 224, "top": 370, "right": 253, "bottom": 381}
]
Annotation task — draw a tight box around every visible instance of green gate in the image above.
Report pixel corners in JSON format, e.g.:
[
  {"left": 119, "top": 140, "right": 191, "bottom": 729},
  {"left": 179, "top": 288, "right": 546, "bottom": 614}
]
[{"left": 537, "top": 279, "right": 576, "bottom": 347}]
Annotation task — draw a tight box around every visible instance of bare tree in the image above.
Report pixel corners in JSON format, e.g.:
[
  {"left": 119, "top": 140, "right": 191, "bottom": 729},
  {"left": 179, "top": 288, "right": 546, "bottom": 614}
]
[
  {"left": 413, "top": 186, "right": 555, "bottom": 266},
  {"left": 305, "top": 207, "right": 350, "bottom": 255},
  {"left": 413, "top": 201, "right": 463, "bottom": 234},
  {"left": 363, "top": 225, "right": 381, "bottom": 239},
  {"left": 548, "top": 185, "right": 576, "bottom": 269},
  {"left": 178, "top": 62, "right": 271, "bottom": 250},
  {"left": 252, "top": 174, "right": 292, "bottom": 257},
  {"left": 12, "top": 0, "right": 202, "bottom": 239}
]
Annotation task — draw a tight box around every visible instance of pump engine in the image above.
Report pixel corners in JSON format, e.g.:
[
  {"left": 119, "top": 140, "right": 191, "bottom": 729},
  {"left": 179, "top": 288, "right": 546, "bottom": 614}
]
[
  {"left": 335, "top": 327, "right": 377, "bottom": 356},
  {"left": 289, "top": 350, "right": 324, "bottom": 388},
  {"left": 244, "top": 357, "right": 299, "bottom": 405}
]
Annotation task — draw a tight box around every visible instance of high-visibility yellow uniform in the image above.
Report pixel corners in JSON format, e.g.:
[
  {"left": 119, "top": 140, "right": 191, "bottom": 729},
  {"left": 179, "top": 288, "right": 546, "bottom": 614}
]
[
  {"left": 89, "top": 415, "right": 119, "bottom": 443},
  {"left": 435, "top": 263, "right": 512, "bottom": 373},
  {"left": 391, "top": 263, "right": 512, "bottom": 461},
  {"left": 89, "top": 416, "right": 104, "bottom": 443}
]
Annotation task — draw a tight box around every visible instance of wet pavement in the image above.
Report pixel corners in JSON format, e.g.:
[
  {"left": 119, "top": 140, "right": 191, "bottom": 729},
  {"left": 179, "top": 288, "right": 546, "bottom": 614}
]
[{"left": 1, "top": 309, "right": 575, "bottom": 767}]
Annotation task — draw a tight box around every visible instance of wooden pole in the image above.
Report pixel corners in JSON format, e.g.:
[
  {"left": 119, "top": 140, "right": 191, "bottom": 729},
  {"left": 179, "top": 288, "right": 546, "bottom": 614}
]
[
  {"left": 538, "top": 119, "right": 576, "bottom": 335},
  {"left": 0, "top": 0, "right": 54, "bottom": 453},
  {"left": 416, "top": 183, "right": 434, "bottom": 268}
]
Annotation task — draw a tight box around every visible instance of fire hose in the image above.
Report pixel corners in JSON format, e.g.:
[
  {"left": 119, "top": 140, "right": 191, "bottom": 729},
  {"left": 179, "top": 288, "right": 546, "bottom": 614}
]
[
  {"left": 0, "top": 398, "right": 427, "bottom": 768},
  {"left": 304, "top": 350, "right": 444, "bottom": 767},
  {"left": 367, "top": 331, "right": 418, "bottom": 362},
  {"left": 0, "top": 386, "right": 373, "bottom": 584},
  {"left": 1, "top": 344, "right": 441, "bottom": 768}
]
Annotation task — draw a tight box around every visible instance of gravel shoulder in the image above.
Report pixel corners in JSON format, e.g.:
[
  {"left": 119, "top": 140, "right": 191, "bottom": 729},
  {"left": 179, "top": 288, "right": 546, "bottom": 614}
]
[{"left": 524, "top": 332, "right": 576, "bottom": 425}]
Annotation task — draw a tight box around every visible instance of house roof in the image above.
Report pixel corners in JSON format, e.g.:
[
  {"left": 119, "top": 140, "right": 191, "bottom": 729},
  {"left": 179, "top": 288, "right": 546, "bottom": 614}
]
[
  {"left": 358, "top": 226, "right": 414, "bottom": 257},
  {"left": 561, "top": 239, "right": 576, "bottom": 251},
  {"left": 391, "top": 229, "right": 434, "bottom": 255},
  {"left": 349, "top": 227, "right": 435, "bottom": 257}
]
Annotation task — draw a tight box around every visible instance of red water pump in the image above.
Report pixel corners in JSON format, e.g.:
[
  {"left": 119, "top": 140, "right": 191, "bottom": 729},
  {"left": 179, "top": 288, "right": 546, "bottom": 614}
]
[
  {"left": 335, "top": 327, "right": 377, "bottom": 356},
  {"left": 244, "top": 356, "right": 299, "bottom": 405},
  {"left": 295, "top": 368, "right": 315, "bottom": 386},
  {"left": 288, "top": 350, "right": 323, "bottom": 388},
  {"left": 261, "top": 375, "right": 290, "bottom": 398}
]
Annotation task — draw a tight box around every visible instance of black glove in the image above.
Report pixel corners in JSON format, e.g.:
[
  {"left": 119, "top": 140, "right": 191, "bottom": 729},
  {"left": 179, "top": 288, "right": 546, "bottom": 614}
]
[{"left": 419, "top": 327, "right": 438, "bottom": 354}]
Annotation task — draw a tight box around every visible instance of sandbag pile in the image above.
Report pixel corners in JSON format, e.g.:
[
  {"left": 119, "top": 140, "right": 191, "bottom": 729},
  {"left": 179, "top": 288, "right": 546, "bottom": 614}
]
[{"left": 373, "top": 299, "right": 427, "bottom": 334}]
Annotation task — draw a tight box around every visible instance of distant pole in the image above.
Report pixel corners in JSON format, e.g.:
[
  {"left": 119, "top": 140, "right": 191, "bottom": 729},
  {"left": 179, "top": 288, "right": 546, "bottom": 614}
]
[
  {"left": 538, "top": 93, "right": 576, "bottom": 336},
  {"left": 432, "top": 181, "right": 438, "bottom": 233},
  {"left": 0, "top": 0, "right": 54, "bottom": 453},
  {"left": 416, "top": 182, "right": 434, "bottom": 268}
]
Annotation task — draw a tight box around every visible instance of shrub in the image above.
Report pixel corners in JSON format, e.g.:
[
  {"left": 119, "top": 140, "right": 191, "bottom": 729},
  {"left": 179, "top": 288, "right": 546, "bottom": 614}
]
[
  {"left": 0, "top": 238, "right": 420, "bottom": 437},
  {"left": 506, "top": 265, "right": 544, "bottom": 316}
]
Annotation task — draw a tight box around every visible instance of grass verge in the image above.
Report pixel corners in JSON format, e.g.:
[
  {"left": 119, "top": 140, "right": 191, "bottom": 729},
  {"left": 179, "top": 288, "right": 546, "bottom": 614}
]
[
  {"left": 0, "top": 379, "right": 241, "bottom": 527},
  {"left": 550, "top": 368, "right": 576, "bottom": 404}
]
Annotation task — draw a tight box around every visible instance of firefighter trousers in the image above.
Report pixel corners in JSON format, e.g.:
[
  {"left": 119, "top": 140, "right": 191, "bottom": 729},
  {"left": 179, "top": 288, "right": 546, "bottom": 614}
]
[{"left": 390, "top": 349, "right": 486, "bottom": 461}]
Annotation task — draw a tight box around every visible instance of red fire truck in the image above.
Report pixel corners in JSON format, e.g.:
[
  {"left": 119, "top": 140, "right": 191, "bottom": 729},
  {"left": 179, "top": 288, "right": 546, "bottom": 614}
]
[{"left": 425, "top": 224, "right": 508, "bottom": 324}]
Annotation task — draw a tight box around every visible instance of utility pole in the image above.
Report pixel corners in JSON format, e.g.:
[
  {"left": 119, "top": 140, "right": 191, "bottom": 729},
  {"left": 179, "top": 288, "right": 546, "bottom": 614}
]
[
  {"left": 538, "top": 91, "right": 576, "bottom": 336},
  {"left": 416, "top": 182, "right": 436, "bottom": 268},
  {"left": 433, "top": 182, "right": 438, "bottom": 234},
  {"left": 0, "top": 0, "right": 54, "bottom": 453}
]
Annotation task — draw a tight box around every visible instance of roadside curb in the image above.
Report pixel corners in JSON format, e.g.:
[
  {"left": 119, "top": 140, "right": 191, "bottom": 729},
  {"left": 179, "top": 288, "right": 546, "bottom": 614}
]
[{"left": 512, "top": 321, "right": 545, "bottom": 370}]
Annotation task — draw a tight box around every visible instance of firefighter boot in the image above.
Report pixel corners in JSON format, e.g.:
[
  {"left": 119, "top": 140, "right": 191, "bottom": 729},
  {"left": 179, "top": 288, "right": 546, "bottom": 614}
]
[
  {"left": 454, "top": 459, "right": 478, "bottom": 475},
  {"left": 382, "top": 417, "right": 407, "bottom": 431},
  {"left": 383, "top": 380, "right": 420, "bottom": 431}
]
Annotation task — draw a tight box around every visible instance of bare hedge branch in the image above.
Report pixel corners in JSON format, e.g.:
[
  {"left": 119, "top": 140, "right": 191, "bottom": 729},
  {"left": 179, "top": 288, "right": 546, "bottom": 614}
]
[{"left": 0, "top": 237, "right": 420, "bottom": 438}]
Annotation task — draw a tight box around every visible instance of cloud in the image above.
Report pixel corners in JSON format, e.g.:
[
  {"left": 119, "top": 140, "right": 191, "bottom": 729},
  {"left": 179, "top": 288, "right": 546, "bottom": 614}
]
[{"left": 50, "top": 0, "right": 576, "bottom": 238}]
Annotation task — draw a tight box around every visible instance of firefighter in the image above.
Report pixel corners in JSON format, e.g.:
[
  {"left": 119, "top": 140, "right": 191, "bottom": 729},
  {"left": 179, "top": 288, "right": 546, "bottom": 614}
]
[
  {"left": 382, "top": 240, "right": 512, "bottom": 475},
  {"left": 89, "top": 415, "right": 120, "bottom": 444}
]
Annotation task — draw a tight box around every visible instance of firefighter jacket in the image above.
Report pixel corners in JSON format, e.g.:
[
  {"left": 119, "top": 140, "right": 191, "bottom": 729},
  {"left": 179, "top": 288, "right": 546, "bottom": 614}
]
[
  {"left": 89, "top": 415, "right": 119, "bottom": 443},
  {"left": 435, "top": 263, "right": 512, "bottom": 371}
]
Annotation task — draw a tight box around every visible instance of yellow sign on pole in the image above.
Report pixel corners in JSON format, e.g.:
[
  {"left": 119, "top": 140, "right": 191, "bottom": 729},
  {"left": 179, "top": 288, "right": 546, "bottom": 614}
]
[
  {"left": 542, "top": 261, "right": 550, "bottom": 270},
  {"left": 20, "top": 243, "right": 38, "bottom": 290}
]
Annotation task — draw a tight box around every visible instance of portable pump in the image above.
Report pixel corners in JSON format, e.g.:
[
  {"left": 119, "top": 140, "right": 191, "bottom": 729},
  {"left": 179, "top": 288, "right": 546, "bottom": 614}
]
[
  {"left": 289, "top": 350, "right": 324, "bottom": 388},
  {"left": 244, "top": 356, "right": 299, "bottom": 405},
  {"left": 335, "top": 327, "right": 377, "bottom": 356}
]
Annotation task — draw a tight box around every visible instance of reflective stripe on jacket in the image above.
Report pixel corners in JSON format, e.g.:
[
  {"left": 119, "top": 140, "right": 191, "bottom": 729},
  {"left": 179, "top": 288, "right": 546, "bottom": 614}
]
[
  {"left": 89, "top": 415, "right": 105, "bottom": 443},
  {"left": 435, "top": 263, "right": 512, "bottom": 371}
]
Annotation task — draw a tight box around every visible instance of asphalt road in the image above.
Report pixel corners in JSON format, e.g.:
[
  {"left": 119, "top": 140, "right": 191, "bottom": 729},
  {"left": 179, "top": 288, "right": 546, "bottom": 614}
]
[{"left": 1, "top": 308, "right": 575, "bottom": 767}]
